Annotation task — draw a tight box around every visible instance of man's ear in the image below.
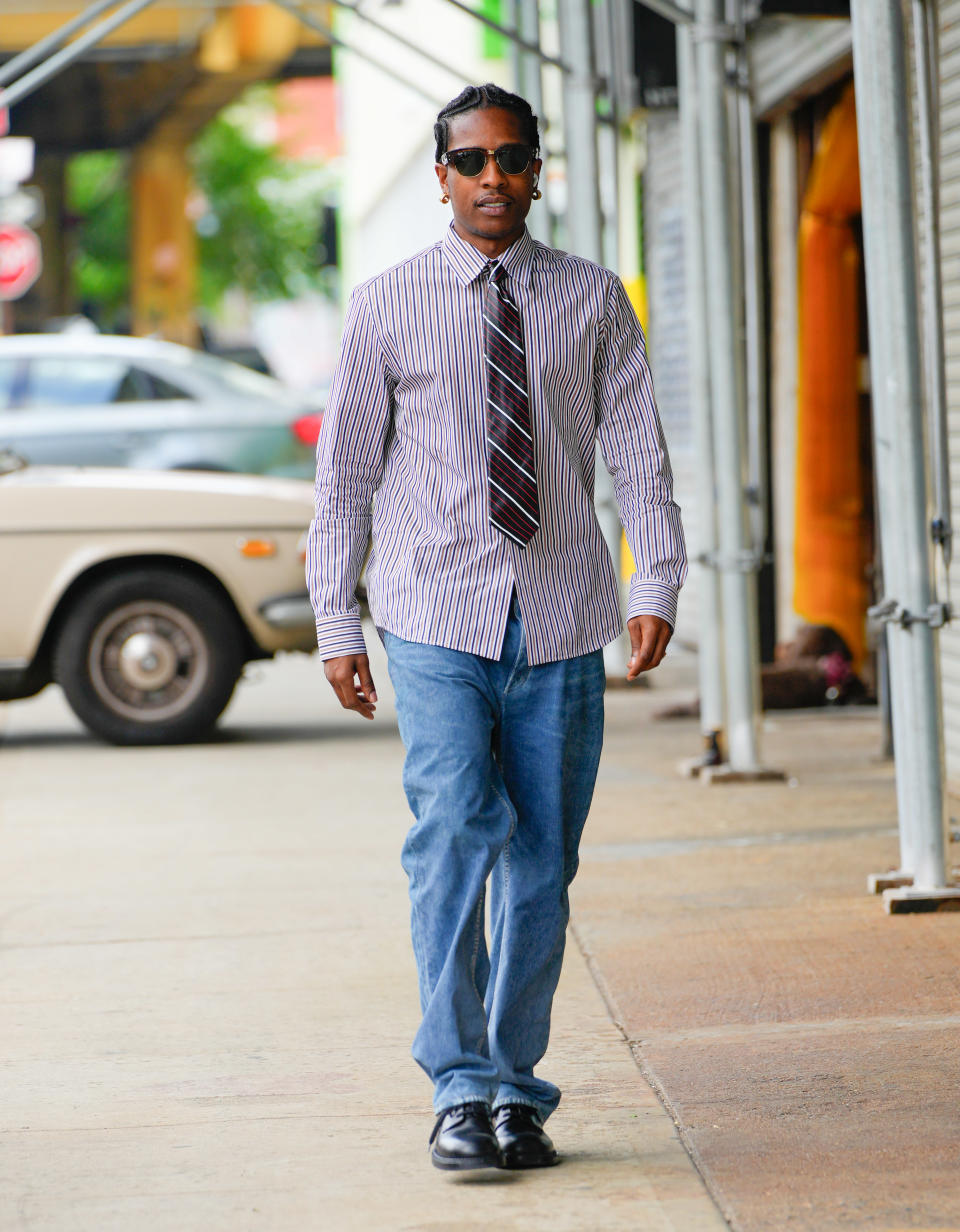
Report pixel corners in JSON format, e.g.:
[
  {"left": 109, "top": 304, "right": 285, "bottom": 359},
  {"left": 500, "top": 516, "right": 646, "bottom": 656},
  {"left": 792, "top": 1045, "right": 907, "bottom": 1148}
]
[{"left": 435, "top": 163, "right": 449, "bottom": 194}]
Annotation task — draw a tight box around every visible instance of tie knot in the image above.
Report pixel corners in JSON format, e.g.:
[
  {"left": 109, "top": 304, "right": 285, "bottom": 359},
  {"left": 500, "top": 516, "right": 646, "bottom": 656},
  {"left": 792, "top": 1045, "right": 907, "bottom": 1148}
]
[{"left": 487, "top": 261, "right": 506, "bottom": 286}]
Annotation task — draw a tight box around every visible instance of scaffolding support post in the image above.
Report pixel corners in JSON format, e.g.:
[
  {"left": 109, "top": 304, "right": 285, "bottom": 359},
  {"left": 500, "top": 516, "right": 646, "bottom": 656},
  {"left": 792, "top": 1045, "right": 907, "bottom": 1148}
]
[
  {"left": 850, "top": 0, "right": 960, "bottom": 910},
  {"left": 557, "top": 0, "right": 631, "bottom": 677},
  {"left": 556, "top": 0, "right": 603, "bottom": 265},
  {"left": 677, "top": 21, "right": 725, "bottom": 769},
  {"left": 693, "top": 0, "right": 775, "bottom": 778},
  {"left": 505, "top": 0, "right": 551, "bottom": 244},
  {"left": 734, "top": 29, "right": 768, "bottom": 570}
]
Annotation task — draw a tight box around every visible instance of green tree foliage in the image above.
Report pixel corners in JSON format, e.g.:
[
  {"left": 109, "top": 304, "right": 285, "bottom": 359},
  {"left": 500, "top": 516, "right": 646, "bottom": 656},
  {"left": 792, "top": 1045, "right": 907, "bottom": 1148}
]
[
  {"left": 67, "top": 90, "right": 330, "bottom": 325},
  {"left": 66, "top": 151, "right": 131, "bottom": 330},
  {"left": 191, "top": 104, "right": 328, "bottom": 308}
]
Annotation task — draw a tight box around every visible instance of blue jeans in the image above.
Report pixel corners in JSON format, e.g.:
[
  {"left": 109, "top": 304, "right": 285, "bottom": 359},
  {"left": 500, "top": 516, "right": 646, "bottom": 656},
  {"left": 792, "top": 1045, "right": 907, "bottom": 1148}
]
[{"left": 382, "top": 598, "right": 605, "bottom": 1121}]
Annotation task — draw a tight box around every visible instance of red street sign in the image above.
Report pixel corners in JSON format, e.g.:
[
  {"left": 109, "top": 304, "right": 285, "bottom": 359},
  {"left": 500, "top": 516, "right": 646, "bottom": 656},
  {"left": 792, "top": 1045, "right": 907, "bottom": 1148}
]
[{"left": 0, "top": 222, "right": 41, "bottom": 301}]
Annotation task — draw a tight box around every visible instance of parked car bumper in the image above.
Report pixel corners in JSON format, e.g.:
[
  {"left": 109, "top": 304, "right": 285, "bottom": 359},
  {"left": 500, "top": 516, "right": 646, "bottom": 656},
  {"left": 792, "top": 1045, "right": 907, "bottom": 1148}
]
[{"left": 259, "top": 591, "right": 315, "bottom": 635}]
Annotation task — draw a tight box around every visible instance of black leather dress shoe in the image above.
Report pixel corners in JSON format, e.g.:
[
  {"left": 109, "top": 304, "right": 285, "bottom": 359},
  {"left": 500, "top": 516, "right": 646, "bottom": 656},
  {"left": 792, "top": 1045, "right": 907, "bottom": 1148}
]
[
  {"left": 429, "top": 1102, "right": 504, "bottom": 1171},
  {"left": 493, "top": 1104, "right": 559, "bottom": 1169}
]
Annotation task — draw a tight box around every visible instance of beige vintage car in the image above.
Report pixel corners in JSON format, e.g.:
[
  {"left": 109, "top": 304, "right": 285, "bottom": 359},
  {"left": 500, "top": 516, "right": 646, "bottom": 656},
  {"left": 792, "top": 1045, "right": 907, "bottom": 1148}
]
[{"left": 0, "top": 453, "right": 317, "bottom": 745}]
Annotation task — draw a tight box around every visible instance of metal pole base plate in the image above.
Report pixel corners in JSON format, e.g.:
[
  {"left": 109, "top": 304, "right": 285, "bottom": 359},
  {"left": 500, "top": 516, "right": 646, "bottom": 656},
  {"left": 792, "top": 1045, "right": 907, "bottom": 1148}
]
[
  {"left": 678, "top": 755, "right": 711, "bottom": 779},
  {"left": 883, "top": 885, "right": 960, "bottom": 914},
  {"left": 868, "top": 871, "right": 914, "bottom": 894},
  {"left": 699, "top": 764, "right": 788, "bottom": 785}
]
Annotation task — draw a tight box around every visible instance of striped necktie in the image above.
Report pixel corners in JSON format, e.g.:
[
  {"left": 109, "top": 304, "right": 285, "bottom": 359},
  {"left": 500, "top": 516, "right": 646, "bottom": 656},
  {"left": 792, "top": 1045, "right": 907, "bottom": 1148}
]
[{"left": 483, "top": 261, "right": 539, "bottom": 546}]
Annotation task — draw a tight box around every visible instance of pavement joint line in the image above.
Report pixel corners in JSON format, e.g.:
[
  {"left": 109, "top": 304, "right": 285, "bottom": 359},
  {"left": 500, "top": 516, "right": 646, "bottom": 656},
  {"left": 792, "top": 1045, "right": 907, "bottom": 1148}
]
[
  {"left": 625, "top": 1013, "right": 960, "bottom": 1046},
  {"left": 634, "top": 1048, "right": 742, "bottom": 1232},
  {"left": 582, "top": 823, "right": 900, "bottom": 859},
  {"left": 0, "top": 1110, "right": 419, "bottom": 1135},
  {"left": 568, "top": 916, "right": 735, "bottom": 1230},
  {"left": 0, "top": 926, "right": 355, "bottom": 951}
]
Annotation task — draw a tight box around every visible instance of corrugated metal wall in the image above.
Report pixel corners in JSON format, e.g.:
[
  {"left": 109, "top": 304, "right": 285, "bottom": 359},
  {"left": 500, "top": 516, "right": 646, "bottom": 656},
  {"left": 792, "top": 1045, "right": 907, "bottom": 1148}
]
[
  {"left": 749, "top": 16, "right": 851, "bottom": 116},
  {"left": 644, "top": 10, "right": 960, "bottom": 773},
  {"left": 935, "top": 1, "right": 960, "bottom": 782}
]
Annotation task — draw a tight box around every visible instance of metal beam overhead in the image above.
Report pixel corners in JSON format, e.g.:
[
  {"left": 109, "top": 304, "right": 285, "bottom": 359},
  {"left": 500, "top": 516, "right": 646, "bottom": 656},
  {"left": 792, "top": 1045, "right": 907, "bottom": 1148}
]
[
  {"left": 633, "top": 0, "right": 695, "bottom": 22},
  {"left": 0, "top": 0, "right": 122, "bottom": 87},
  {"left": 274, "top": 0, "right": 448, "bottom": 105},
  {"left": 436, "top": 0, "right": 572, "bottom": 73},
  {"left": 326, "top": 0, "right": 473, "bottom": 92},
  {"left": 0, "top": 0, "right": 158, "bottom": 110}
]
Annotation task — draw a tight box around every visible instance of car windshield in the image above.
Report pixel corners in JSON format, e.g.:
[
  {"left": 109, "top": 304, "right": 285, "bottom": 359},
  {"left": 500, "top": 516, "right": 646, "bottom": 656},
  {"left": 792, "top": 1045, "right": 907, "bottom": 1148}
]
[{"left": 186, "top": 351, "right": 303, "bottom": 404}]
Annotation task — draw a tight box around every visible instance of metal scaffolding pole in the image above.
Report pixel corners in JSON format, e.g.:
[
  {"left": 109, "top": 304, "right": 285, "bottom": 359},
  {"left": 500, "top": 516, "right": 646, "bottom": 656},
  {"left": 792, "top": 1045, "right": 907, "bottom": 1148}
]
[
  {"left": 275, "top": 0, "right": 448, "bottom": 106},
  {"left": 326, "top": 0, "right": 473, "bottom": 91},
  {"left": 556, "top": 0, "right": 603, "bottom": 265},
  {"left": 0, "top": 0, "right": 157, "bottom": 110},
  {"left": 505, "top": 0, "right": 552, "bottom": 244},
  {"left": 438, "top": 0, "right": 570, "bottom": 72},
  {"left": 557, "top": 0, "right": 630, "bottom": 676},
  {"left": 693, "top": 0, "right": 767, "bottom": 775},
  {"left": 0, "top": 0, "right": 121, "bottom": 88},
  {"left": 733, "top": 26, "right": 768, "bottom": 566},
  {"left": 850, "top": 0, "right": 959, "bottom": 909},
  {"left": 677, "top": 22, "right": 725, "bottom": 767}
]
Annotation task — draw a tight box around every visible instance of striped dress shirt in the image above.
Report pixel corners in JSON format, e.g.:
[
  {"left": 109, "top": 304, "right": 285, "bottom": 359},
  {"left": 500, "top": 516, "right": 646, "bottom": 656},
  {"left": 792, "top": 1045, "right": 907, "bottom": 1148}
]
[{"left": 306, "top": 222, "right": 687, "bottom": 667}]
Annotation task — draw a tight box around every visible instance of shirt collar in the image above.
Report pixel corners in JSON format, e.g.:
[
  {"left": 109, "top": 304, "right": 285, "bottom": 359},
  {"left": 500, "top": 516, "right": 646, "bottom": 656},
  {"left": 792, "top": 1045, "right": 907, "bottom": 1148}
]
[{"left": 441, "top": 222, "right": 535, "bottom": 288}]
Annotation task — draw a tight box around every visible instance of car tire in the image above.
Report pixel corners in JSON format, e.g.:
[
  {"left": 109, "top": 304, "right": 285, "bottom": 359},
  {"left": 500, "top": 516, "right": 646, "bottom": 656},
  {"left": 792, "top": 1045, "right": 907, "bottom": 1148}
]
[{"left": 52, "top": 568, "right": 244, "bottom": 746}]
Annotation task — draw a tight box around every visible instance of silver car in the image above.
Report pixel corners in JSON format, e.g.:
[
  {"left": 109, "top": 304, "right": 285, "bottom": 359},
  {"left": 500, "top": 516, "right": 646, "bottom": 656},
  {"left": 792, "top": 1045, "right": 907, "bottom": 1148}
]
[{"left": 0, "top": 333, "right": 324, "bottom": 477}]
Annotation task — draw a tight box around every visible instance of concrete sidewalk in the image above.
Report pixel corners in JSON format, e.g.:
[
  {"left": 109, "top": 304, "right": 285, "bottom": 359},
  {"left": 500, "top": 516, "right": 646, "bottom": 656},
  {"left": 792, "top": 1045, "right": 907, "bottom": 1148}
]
[
  {"left": 579, "top": 664, "right": 960, "bottom": 1232},
  {"left": 1, "top": 638, "right": 724, "bottom": 1232},
  {"left": 3, "top": 634, "right": 959, "bottom": 1230}
]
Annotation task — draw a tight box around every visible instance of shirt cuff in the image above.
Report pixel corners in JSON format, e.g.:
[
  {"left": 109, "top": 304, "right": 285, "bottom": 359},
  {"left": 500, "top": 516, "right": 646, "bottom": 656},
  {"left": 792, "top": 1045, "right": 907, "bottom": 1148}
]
[
  {"left": 627, "top": 577, "right": 679, "bottom": 629},
  {"left": 315, "top": 612, "right": 368, "bottom": 660}
]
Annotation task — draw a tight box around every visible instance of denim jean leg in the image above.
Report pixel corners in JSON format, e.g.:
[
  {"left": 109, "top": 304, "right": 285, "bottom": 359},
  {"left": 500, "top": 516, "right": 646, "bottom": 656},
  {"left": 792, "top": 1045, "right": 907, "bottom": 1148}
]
[
  {"left": 383, "top": 631, "right": 516, "bottom": 1115},
  {"left": 486, "top": 646, "right": 606, "bottom": 1120}
]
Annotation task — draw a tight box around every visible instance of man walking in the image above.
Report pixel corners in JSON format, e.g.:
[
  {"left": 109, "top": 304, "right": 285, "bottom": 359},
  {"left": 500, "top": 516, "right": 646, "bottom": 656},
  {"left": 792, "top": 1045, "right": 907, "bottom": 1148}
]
[{"left": 307, "top": 83, "right": 686, "bottom": 1172}]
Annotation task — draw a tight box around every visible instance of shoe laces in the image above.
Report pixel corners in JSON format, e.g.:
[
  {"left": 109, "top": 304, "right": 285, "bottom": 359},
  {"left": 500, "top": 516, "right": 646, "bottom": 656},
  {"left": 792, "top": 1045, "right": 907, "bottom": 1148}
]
[
  {"left": 430, "top": 1101, "right": 491, "bottom": 1142},
  {"left": 495, "top": 1102, "right": 542, "bottom": 1126}
]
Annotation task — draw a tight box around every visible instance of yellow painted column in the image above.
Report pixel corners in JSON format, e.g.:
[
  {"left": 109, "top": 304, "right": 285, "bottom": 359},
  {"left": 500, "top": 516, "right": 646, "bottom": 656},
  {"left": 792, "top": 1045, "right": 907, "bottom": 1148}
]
[
  {"left": 617, "top": 113, "right": 647, "bottom": 582},
  {"left": 130, "top": 138, "right": 198, "bottom": 346}
]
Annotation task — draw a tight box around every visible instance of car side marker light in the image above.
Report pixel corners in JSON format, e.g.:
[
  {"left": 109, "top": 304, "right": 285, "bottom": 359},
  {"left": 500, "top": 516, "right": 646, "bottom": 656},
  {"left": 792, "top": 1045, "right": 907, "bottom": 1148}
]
[{"left": 238, "top": 538, "right": 277, "bottom": 558}]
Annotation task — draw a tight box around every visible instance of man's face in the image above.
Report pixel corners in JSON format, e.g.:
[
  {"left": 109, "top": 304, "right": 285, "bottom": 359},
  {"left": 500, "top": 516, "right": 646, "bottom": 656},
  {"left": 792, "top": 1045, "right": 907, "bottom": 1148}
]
[{"left": 435, "top": 107, "right": 542, "bottom": 257}]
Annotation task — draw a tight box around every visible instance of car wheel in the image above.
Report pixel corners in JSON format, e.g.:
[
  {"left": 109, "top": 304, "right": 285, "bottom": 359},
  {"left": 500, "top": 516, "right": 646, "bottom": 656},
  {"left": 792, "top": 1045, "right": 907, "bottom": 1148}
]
[{"left": 52, "top": 568, "right": 244, "bottom": 746}]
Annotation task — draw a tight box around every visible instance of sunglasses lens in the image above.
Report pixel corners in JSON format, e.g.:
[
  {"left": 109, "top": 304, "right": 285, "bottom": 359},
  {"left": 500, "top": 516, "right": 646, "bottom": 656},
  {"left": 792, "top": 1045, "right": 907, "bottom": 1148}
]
[
  {"left": 497, "top": 145, "right": 530, "bottom": 174},
  {"left": 451, "top": 150, "right": 486, "bottom": 176}
]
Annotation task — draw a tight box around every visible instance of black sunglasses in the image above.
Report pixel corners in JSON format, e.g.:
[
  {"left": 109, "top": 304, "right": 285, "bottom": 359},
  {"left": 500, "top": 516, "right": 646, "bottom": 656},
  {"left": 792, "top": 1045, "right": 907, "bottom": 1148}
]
[{"left": 441, "top": 144, "right": 534, "bottom": 177}]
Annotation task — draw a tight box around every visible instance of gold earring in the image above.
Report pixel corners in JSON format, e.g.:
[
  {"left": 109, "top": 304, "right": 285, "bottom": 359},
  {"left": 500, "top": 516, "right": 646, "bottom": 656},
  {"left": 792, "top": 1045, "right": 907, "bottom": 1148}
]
[
  {"left": 440, "top": 193, "right": 450, "bottom": 204},
  {"left": 532, "top": 188, "right": 542, "bottom": 200}
]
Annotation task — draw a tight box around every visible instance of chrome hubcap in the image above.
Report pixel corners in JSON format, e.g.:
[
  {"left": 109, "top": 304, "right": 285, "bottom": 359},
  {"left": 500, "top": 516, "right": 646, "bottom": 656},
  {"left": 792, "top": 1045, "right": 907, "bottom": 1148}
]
[
  {"left": 117, "top": 631, "right": 178, "bottom": 691},
  {"left": 88, "top": 600, "right": 210, "bottom": 723}
]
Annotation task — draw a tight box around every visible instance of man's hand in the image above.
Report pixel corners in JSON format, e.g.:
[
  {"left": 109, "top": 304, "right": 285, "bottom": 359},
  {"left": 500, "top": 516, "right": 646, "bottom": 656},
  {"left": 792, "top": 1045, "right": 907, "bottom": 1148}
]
[
  {"left": 626, "top": 615, "right": 672, "bottom": 680},
  {"left": 324, "top": 653, "right": 378, "bottom": 719}
]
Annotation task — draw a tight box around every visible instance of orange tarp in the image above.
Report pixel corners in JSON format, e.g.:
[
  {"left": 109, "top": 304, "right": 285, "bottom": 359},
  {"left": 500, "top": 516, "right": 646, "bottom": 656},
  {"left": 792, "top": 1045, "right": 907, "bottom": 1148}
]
[{"left": 794, "top": 83, "right": 870, "bottom": 669}]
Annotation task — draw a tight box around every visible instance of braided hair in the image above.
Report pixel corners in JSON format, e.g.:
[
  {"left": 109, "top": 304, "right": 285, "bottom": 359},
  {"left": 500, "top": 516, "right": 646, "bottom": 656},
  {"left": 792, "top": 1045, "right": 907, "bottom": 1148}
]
[{"left": 434, "top": 84, "right": 540, "bottom": 163}]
